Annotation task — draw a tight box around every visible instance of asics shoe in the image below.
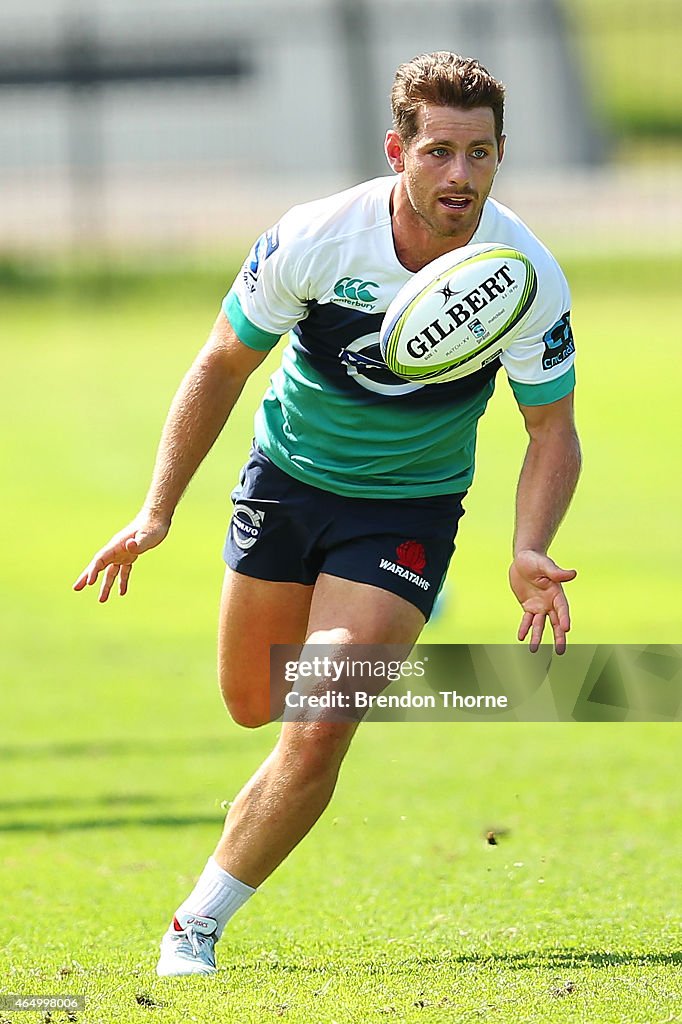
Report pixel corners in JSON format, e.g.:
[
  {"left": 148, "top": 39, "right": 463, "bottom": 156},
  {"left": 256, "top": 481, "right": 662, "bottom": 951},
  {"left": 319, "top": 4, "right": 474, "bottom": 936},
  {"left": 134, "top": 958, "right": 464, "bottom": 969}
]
[{"left": 156, "top": 912, "right": 218, "bottom": 976}]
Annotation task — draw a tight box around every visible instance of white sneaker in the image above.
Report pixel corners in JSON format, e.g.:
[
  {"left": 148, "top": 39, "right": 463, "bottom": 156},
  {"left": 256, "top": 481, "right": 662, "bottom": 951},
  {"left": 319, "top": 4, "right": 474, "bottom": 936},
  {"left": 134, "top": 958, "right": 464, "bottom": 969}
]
[{"left": 156, "top": 912, "right": 218, "bottom": 976}]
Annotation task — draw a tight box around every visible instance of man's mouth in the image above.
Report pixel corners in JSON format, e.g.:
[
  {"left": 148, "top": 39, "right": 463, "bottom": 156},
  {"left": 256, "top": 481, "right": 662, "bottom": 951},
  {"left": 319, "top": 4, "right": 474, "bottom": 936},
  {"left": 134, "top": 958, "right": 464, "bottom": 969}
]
[{"left": 439, "top": 195, "right": 474, "bottom": 211}]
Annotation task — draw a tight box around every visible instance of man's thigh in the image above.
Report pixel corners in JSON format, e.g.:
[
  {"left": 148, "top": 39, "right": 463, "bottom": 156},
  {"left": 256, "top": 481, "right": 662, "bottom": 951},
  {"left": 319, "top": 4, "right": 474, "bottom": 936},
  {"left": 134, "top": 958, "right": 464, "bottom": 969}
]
[
  {"left": 218, "top": 569, "right": 424, "bottom": 727},
  {"left": 276, "top": 575, "right": 425, "bottom": 749},
  {"left": 306, "top": 573, "right": 425, "bottom": 644},
  {"left": 218, "top": 567, "right": 313, "bottom": 726}
]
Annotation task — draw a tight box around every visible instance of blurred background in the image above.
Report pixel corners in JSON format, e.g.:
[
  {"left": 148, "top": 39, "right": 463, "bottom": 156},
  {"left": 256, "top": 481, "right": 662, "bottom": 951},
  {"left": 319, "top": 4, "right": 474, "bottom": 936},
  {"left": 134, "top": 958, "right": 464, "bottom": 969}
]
[{"left": 1, "top": 0, "right": 681, "bottom": 256}]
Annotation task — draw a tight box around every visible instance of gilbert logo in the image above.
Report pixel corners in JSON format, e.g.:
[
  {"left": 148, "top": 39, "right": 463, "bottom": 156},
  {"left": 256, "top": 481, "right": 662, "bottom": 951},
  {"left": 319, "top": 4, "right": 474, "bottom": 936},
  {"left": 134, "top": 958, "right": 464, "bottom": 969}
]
[
  {"left": 334, "top": 277, "right": 379, "bottom": 308},
  {"left": 379, "top": 541, "right": 430, "bottom": 591},
  {"left": 406, "top": 263, "right": 516, "bottom": 359}
]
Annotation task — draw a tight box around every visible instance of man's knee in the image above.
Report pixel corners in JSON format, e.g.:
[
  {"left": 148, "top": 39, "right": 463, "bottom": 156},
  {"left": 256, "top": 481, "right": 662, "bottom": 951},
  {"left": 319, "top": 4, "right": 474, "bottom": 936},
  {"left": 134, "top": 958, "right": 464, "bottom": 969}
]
[
  {"left": 227, "top": 701, "right": 272, "bottom": 729},
  {"left": 218, "top": 665, "right": 270, "bottom": 728},
  {"left": 219, "top": 651, "right": 295, "bottom": 728},
  {"left": 220, "top": 680, "right": 273, "bottom": 729},
  {"left": 277, "top": 722, "right": 355, "bottom": 781}
]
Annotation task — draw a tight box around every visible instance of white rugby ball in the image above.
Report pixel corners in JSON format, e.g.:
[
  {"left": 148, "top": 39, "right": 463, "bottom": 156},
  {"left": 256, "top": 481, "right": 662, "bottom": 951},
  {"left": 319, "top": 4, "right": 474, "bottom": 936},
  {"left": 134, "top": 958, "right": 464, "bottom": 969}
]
[{"left": 380, "top": 242, "right": 537, "bottom": 383}]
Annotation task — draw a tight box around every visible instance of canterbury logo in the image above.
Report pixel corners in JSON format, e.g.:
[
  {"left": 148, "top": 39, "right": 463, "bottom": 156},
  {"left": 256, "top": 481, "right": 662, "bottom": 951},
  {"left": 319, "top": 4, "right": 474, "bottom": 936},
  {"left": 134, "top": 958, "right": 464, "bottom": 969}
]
[{"left": 334, "top": 277, "right": 379, "bottom": 303}]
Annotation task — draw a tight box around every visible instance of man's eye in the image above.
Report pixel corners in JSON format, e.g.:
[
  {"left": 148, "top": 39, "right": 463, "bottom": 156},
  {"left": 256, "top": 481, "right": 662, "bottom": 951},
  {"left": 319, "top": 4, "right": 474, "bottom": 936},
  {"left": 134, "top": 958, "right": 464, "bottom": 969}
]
[
  {"left": 431, "top": 148, "right": 448, "bottom": 157},
  {"left": 471, "top": 149, "right": 489, "bottom": 159}
]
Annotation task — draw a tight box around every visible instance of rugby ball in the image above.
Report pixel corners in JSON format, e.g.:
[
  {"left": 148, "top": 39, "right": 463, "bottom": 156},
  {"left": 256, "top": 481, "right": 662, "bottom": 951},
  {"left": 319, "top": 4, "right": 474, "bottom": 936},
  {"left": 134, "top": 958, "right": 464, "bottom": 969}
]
[{"left": 380, "top": 242, "right": 537, "bottom": 383}]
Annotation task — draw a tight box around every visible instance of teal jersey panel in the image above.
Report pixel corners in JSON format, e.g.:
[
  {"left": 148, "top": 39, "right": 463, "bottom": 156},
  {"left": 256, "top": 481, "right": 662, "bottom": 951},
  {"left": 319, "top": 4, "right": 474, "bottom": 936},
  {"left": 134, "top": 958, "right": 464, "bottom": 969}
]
[{"left": 253, "top": 342, "right": 495, "bottom": 499}]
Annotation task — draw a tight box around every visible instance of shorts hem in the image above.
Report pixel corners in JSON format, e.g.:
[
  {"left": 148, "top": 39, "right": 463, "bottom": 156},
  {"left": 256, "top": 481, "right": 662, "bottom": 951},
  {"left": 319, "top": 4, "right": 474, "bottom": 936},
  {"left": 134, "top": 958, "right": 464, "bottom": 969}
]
[{"left": 223, "top": 553, "right": 317, "bottom": 588}]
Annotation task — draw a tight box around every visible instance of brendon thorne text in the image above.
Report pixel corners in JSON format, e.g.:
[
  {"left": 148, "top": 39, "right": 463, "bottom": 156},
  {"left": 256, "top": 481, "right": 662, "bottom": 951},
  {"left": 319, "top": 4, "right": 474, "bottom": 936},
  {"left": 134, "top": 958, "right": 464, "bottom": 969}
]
[{"left": 285, "top": 691, "right": 508, "bottom": 710}]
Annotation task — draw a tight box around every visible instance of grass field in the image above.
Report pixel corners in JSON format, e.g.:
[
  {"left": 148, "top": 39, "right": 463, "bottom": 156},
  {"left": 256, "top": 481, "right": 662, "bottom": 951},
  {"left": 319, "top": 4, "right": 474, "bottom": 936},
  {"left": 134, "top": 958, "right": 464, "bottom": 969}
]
[{"left": 1, "top": 254, "right": 681, "bottom": 1022}]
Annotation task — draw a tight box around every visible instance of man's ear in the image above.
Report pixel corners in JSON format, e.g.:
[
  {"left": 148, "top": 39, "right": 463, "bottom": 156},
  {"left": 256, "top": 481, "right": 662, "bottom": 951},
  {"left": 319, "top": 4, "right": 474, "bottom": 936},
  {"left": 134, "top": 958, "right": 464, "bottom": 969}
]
[
  {"left": 384, "top": 130, "right": 406, "bottom": 173},
  {"left": 497, "top": 134, "right": 506, "bottom": 166}
]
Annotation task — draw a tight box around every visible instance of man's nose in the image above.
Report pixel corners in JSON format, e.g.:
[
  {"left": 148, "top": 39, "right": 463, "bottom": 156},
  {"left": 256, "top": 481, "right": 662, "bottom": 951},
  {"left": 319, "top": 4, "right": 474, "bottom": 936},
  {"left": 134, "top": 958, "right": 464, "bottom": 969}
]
[{"left": 447, "top": 154, "right": 470, "bottom": 187}]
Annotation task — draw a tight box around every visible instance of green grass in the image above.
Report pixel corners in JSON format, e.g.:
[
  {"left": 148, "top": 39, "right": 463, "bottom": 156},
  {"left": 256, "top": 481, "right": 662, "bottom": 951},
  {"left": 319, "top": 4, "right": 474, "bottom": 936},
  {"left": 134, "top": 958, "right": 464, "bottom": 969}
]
[
  {"left": 2, "top": 726, "right": 680, "bottom": 1023},
  {"left": 1, "top": 254, "right": 681, "bottom": 1022}
]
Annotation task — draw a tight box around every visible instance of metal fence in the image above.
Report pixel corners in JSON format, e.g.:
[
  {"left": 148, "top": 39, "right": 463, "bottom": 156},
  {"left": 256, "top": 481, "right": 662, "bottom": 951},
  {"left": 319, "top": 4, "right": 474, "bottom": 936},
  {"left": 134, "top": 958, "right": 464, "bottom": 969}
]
[{"left": 0, "top": 0, "right": 680, "bottom": 254}]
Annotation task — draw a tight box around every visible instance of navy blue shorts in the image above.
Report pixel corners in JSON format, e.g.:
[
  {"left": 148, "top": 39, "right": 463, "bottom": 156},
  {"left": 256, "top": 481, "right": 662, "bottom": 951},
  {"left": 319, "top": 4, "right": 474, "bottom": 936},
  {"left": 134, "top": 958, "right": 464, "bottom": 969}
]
[{"left": 223, "top": 445, "right": 466, "bottom": 620}]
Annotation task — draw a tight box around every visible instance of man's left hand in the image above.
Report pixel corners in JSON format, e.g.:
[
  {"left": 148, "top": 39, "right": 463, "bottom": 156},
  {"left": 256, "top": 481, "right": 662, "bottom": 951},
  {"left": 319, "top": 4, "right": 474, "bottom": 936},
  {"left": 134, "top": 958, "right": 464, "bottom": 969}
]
[{"left": 509, "top": 550, "right": 577, "bottom": 655}]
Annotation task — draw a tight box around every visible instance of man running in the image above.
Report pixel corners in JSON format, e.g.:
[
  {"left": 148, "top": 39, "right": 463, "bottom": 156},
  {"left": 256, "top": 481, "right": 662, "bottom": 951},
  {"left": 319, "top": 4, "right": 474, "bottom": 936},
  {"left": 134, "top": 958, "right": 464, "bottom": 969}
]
[{"left": 74, "top": 52, "right": 581, "bottom": 976}]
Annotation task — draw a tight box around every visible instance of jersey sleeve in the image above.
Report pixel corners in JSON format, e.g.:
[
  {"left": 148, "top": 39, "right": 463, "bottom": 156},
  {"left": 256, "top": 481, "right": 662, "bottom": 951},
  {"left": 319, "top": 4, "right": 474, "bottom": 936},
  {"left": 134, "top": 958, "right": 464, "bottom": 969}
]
[
  {"left": 501, "top": 253, "right": 576, "bottom": 406},
  {"left": 222, "top": 209, "right": 311, "bottom": 351}
]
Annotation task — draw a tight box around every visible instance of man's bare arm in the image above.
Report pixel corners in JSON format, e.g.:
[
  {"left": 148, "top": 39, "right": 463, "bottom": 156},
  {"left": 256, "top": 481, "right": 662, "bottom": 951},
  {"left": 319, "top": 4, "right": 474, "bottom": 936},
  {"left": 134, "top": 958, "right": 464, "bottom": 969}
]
[
  {"left": 73, "top": 311, "right": 270, "bottom": 602},
  {"left": 508, "top": 392, "right": 582, "bottom": 654}
]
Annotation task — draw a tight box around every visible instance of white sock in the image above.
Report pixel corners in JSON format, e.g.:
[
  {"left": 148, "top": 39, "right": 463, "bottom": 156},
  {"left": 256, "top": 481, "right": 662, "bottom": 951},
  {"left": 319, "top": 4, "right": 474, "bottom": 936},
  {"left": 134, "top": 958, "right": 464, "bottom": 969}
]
[{"left": 174, "top": 857, "right": 256, "bottom": 940}]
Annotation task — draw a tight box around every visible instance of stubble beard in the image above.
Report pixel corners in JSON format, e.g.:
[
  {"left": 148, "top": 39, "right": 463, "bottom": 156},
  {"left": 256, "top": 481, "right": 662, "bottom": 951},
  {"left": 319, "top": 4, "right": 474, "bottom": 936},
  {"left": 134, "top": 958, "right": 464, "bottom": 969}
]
[{"left": 405, "top": 172, "right": 485, "bottom": 243}]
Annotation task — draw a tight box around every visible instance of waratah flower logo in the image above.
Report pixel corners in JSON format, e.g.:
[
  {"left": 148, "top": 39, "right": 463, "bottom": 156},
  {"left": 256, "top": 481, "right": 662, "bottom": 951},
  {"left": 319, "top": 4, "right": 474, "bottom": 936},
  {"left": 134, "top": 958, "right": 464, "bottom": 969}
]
[{"left": 395, "top": 541, "right": 427, "bottom": 574}]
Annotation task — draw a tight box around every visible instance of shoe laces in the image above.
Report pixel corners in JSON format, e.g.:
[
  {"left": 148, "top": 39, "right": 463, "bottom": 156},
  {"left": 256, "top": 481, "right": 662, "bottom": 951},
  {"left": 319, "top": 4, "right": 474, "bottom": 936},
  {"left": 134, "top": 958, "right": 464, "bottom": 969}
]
[
  {"left": 174, "top": 924, "right": 215, "bottom": 963},
  {"left": 188, "top": 927, "right": 212, "bottom": 959}
]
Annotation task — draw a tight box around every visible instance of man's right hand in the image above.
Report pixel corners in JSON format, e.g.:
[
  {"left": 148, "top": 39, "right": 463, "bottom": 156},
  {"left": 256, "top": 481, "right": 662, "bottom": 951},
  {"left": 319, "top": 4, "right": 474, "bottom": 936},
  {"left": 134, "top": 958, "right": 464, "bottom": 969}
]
[{"left": 73, "top": 512, "right": 170, "bottom": 602}]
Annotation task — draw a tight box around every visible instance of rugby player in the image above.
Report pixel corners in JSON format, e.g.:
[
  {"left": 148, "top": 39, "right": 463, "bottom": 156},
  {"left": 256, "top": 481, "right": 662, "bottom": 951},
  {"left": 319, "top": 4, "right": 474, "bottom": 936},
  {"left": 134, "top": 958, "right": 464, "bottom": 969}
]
[{"left": 74, "top": 52, "right": 581, "bottom": 976}]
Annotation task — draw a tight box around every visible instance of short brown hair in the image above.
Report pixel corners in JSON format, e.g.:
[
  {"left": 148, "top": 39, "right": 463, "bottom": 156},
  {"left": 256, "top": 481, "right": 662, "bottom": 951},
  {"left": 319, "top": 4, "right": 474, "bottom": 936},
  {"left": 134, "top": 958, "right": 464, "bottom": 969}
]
[{"left": 391, "top": 52, "right": 505, "bottom": 144}]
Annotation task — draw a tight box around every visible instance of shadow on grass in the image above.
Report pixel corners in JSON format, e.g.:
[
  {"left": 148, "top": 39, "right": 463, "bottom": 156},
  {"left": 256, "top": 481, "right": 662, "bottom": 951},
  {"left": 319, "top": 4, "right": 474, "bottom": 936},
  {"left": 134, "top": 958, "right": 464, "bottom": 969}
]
[
  {"left": 0, "top": 737, "right": 241, "bottom": 761},
  {"left": 0, "top": 814, "right": 221, "bottom": 834},
  {"left": 0, "top": 794, "right": 161, "bottom": 812},
  {"left": 226, "top": 949, "right": 682, "bottom": 972}
]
